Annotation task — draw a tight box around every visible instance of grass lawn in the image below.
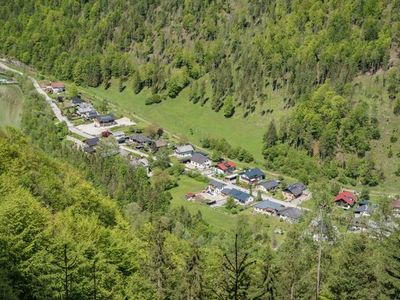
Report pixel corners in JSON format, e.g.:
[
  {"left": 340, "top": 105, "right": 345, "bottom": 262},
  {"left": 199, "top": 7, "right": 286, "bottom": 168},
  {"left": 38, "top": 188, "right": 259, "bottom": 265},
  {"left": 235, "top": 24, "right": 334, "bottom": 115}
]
[
  {"left": 80, "top": 76, "right": 289, "bottom": 163},
  {"left": 0, "top": 85, "right": 24, "bottom": 127}
]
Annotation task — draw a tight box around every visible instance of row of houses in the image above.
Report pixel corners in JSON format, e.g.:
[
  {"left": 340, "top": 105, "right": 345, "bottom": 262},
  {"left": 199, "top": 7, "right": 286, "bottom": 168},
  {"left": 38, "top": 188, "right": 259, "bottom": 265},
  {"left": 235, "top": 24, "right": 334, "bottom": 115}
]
[
  {"left": 176, "top": 143, "right": 308, "bottom": 201},
  {"left": 254, "top": 200, "right": 304, "bottom": 223}
]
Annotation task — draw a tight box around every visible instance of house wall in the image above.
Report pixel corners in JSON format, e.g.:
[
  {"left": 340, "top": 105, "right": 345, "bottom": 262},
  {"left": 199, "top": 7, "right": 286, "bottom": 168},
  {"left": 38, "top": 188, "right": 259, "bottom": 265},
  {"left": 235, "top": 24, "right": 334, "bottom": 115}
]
[{"left": 282, "top": 191, "right": 295, "bottom": 201}]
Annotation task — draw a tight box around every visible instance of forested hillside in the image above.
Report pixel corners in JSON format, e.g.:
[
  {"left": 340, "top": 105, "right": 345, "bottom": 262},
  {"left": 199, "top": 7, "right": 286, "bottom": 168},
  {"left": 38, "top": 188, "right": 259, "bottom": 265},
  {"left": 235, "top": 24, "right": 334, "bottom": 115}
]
[
  {"left": 1, "top": 0, "right": 398, "bottom": 111},
  {"left": 1, "top": 0, "right": 400, "bottom": 190}
]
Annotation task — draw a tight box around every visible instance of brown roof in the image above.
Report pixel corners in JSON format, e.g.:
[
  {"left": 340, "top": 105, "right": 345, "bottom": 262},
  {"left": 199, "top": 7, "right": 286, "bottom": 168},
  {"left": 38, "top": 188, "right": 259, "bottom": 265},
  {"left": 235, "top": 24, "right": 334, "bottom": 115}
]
[
  {"left": 155, "top": 140, "right": 167, "bottom": 148},
  {"left": 392, "top": 200, "right": 400, "bottom": 209},
  {"left": 51, "top": 82, "right": 65, "bottom": 88}
]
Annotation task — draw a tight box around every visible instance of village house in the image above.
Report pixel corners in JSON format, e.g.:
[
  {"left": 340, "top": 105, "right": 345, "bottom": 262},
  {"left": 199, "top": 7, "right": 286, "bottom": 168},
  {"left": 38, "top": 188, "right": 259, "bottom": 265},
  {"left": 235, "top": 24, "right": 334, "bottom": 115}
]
[
  {"left": 49, "top": 82, "right": 65, "bottom": 93},
  {"left": 130, "top": 158, "right": 151, "bottom": 175},
  {"left": 240, "top": 168, "right": 265, "bottom": 184},
  {"left": 76, "top": 102, "right": 95, "bottom": 116},
  {"left": 94, "top": 114, "right": 115, "bottom": 127},
  {"left": 71, "top": 96, "right": 83, "bottom": 106},
  {"left": 185, "top": 192, "right": 196, "bottom": 201},
  {"left": 283, "top": 183, "right": 306, "bottom": 201},
  {"left": 334, "top": 191, "right": 357, "bottom": 210},
  {"left": 215, "top": 161, "right": 237, "bottom": 175},
  {"left": 84, "top": 110, "right": 99, "bottom": 120},
  {"left": 130, "top": 134, "right": 152, "bottom": 145},
  {"left": 112, "top": 131, "right": 126, "bottom": 143},
  {"left": 277, "top": 207, "right": 304, "bottom": 223},
  {"left": 206, "top": 179, "right": 226, "bottom": 196},
  {"left": 392, "top": 199, "right": 400, "bottom": 217},
  {"left": 354, "top": 200, "right": 375, "bottom": 218},
  {"left": 155, "top": 139, "right": 167, "bottom": 149},
  {"left": 224, "top": 188, "right": 254, "bottom": 205},
  {"left": 83, "top": 137, "right": 99, "bottom": 153},
  {"left": 254, "top": 200, "right": 284, "bottom": 216},
  {"left": 258, "top": 180, "right": 280, "bottom": 193},
  {"left": 189, "top": 152, "right": 212, "bottom": 170},
  {"left": 175, "top": 144, "right": 194, "bottom": 159}
]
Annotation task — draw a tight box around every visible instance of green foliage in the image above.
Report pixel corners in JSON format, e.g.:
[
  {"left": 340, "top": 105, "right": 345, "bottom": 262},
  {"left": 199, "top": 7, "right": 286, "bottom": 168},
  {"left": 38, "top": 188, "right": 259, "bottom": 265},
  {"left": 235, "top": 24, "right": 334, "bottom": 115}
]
[
  {"left": 223, "top": 96, "right": 235, "bottom": 118},
  {"left": 145, "top": 93, "right": 162, "bottom": 105}
]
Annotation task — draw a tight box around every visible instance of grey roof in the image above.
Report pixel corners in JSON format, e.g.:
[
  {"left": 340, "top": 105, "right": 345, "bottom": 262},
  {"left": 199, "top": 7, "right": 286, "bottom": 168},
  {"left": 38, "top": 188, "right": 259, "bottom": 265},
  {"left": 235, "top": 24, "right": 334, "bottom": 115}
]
[
  {"left": 242, "top": 168, "right": 265, "bottom": 180},
  {"left": 86, "top": 110, "right": 98, "bottom": 118},
  {"left": 71, "top": 96, "right": 83, "bottom": 104},
  {"left": 176, "top": 144, "right": 194, "bottom": 154},
  {"left": 278, "top": 207, "right": 304, "bottom": 220},
  {"left": 355, "top": 204, "right": 376, "bottom": 214},
  {"left": 209, "top": 179, "right": 226, "bottom": 190},
  {"left": 259, "top": 180, "right": 280, "bottom": 190},
  {"left": 191, "top": 152, "right": 210, "bottom": 165},
  {"left": 130, "top": 134, "right": 151, "bottom": 143},
  {"left": 96, "top": 114, "right": 114, "bottom": 123},
  {"left": 112, "top": 131, "right": 125, "bottom": 137},
  {"left": 221, "top": 187, "right": 232, "bottom": 195},
  {"left": 228, "top": 188, "right": 252, "bottom": 203},
  {"left": 255, "top": 200, "right": 284, "bottom": 211},
  {"left": 285, "top": 183, "right": 306, "bottom": 197},
  {"left": 84, "top": 137, "right": 99, "bottom": 147}
]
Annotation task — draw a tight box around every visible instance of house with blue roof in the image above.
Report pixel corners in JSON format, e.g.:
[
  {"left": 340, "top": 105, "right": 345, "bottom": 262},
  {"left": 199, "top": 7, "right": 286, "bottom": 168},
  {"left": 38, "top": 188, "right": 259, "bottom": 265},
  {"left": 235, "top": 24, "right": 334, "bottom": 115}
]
[
  {"left": 254, "top": 200, "right": 285, "bottom": 215},
  {"left": 240, "top": 168, "right": 265, "bottom": 184},
  {"left": 227, "top": 188, "right": 254, "bottom": 205}
]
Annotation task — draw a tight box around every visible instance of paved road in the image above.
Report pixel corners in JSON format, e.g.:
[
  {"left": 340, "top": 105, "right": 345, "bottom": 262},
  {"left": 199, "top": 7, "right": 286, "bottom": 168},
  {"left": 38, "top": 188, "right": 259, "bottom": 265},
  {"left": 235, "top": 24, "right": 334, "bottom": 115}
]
[{"left": 0, "top": 61, "right": 93, "bottom": 139}]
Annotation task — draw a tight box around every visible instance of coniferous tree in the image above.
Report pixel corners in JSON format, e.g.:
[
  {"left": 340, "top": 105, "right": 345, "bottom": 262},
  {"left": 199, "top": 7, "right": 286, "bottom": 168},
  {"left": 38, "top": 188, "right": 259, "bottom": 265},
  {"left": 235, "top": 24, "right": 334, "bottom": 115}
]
[
  {"left": 263, "top": 120, "right": 278, "bottom": 149},
  {"left": 380, "top": 230, "right": 400, "bottom": 299}
]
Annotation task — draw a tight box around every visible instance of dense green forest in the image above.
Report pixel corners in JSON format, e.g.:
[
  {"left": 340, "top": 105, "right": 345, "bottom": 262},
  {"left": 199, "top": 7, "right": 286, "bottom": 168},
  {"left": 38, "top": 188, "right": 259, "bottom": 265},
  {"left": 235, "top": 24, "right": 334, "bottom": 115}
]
[
  {"left": 1, "top": 0, "right": 400, "bottom": 189},
  {"left": 0, "top": 75, "right": 398, "bottom": 299},
  {"left": 1, "top": 0, "right": 398, "bottom": 107}
]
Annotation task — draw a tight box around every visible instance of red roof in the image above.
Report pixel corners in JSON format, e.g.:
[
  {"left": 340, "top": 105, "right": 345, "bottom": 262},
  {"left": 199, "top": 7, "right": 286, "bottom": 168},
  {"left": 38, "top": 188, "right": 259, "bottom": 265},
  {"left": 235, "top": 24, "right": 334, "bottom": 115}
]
[
  {"left": 216, "top": 161, "right": 237, "bottom": 171},
  {"left": 226, "top": 161, "right": 236, "bottom": 168},
  {"left": 217, "top": 163, "right": 228, "bottom": 171},
  {"left": 185, "top": 192, "right": 195, "bottom": 198},
  {"left": 335, "top": 191, "right": 357, "bottom": 206},
  {"left": 51, "top": 82, "right": 65, "bottom": 88}
]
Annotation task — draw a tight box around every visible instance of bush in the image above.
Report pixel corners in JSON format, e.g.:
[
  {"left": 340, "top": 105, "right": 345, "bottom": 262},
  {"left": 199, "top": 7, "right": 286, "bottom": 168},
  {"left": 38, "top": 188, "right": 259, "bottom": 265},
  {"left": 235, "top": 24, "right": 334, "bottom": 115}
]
[{"left": 145, "top": 94, "right": 162, "bottom": 105}]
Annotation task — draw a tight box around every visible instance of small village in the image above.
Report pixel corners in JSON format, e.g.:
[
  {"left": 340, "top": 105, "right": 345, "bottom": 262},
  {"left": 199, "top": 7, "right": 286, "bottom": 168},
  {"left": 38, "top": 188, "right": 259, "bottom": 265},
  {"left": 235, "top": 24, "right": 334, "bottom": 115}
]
[{"left": 22, "top": 79, "right": 400, "bottom": 229}]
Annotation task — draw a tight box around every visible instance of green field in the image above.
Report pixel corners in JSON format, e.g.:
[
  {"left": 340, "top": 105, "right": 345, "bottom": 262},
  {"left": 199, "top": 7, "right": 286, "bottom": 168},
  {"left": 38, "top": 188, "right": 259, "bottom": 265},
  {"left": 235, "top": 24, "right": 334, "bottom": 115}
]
[
  {"left": 80, "top": 77, "right": 289, "bottom": 163},
  {"left": 0, "top": 85, "right": 24, "bottom": 127}
]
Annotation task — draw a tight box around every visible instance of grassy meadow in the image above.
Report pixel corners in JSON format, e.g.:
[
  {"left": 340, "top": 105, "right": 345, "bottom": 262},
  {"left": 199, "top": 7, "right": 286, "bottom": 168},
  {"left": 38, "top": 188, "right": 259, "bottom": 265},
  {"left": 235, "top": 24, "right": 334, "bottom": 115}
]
[
  {"left": 0, "top": 85, "right": 24, "bottom": 127},
  {"left": 80, "top": 76, "right": 290, "bottom": 163}
]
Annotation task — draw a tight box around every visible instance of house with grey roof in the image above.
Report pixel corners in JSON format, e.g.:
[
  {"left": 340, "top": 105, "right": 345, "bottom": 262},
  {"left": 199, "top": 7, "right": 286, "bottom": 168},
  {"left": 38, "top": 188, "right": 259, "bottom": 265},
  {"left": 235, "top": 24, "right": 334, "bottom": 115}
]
[
  {"left": 175, "top": 144, "right": 194, "bottom": 158},
  {"left": 94, "top": 114, "right": 115, "bottom": 127},
  {"left": 206, "top": 179, "right": 226, "bottom": 195},
  {"left": 258, "top": 180, "right": 280, "bottom": 192},
  {"left": 283, "top": 183, "right": 306, "bottom": 201},
  {"left": 254, "top": 200, "right": 285, "bottom": 215},
  {"left": 189, "top": 152, "right": 211, "bottom": 170},
  {"left": 277, "top": 207, "right": 304, "bottom": 222},
  {"left": 240, "top": 168, "right": 265, "bottom": 184}
]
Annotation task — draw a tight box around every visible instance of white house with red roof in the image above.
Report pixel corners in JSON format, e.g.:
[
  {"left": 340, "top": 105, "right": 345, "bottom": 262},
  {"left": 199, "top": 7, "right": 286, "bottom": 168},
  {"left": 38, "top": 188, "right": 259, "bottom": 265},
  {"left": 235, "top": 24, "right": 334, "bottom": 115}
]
[
  {"left": 215, "top": 160, "right": 236, "bottom": 175},
  {"left": 335, "top": 191, "right": 357, "bottom": 210},
  {"left": 49, "top": 82, "right": 65, "bottom": 93}
]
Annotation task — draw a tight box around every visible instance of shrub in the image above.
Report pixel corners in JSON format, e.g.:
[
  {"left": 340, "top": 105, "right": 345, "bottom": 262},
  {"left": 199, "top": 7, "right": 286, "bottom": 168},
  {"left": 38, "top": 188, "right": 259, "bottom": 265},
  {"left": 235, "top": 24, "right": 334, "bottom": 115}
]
[{"left": 145, "top": 94, "right": 162, "bottom": 105}]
